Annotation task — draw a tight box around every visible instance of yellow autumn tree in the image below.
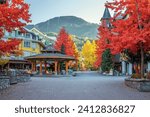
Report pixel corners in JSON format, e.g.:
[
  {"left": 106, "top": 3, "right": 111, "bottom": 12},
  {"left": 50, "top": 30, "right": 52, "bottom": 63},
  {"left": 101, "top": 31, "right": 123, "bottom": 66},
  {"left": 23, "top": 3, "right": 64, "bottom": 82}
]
[{"left": 81, "top": 40, "right": 97, "bottom": 70}]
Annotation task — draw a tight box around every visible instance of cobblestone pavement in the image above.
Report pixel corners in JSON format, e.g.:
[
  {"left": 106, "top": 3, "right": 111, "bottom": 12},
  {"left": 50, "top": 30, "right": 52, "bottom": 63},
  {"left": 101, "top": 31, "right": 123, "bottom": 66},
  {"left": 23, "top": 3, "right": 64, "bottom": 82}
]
[{"left": 0, "top": 71, "right": 150, "bottom": 100}]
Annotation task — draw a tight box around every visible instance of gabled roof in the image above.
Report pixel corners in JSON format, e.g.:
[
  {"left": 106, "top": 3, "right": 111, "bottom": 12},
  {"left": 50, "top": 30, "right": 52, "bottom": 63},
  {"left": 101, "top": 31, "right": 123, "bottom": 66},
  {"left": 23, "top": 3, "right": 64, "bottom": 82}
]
[
  {"left": 101, "top": 7, "right": 111, "bottom": 20},
  {"left": 41, "top": 45, "right": 60, "bottom": 53},
  {"left": 31, "top": 27, "right": 46, "bottom": 36},
  {"left": 25, "top": 53, "right": 75, "bottom": 61},
  {"left": 31, "top": 27, "right": 56, "bottom": 41}
]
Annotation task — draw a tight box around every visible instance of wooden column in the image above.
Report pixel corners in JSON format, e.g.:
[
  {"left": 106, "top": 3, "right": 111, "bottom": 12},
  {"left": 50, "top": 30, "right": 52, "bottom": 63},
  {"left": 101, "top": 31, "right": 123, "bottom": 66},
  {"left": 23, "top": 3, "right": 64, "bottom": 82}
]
[
  {"left": 45, "top": 62, "right": 47, "bottom": 74},
  {"left": 40, "top": 61, "right": 42, "bottom": 75},
  {"left": 35, "top": 61, "right": 36, "bottom": 71},
  {"left": 31, "top": 61, "right": 34, "bottom": 72},
  {"left": 65, "top": 61, "right": 69, "bottom": 75},
  {"left": 58, "top": 62, "right": 60, "bottom": 74},
  {"left": 76, "top": 60, "right": 78, "bottom": 71},
  {"left": 22, "top": 64, "right": 25, "bottom": 69},
  {"left": 7, "top": 63, "right": 10, "bottom": 69},
  {"left": 33, "top": 61, "right": 36, "bottom": 72},
  {"left": 54, "top": 61, "right": 58, "bottom": 75}
]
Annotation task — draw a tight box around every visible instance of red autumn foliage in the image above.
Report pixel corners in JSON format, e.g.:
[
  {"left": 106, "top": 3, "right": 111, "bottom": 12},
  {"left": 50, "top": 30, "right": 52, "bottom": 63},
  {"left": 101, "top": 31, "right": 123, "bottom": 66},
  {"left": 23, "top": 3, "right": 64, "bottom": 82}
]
[
  {"left": 95, "top": 0, "right": 150, "bottom": 77},
  {"left": 0, "top": 39, "right": 21, "bottom": 56},
  {"left": 54, "top": 27, "right": 77, "bottom": 58},
  {"left": 95, "top": 26, "right": 111, "bottom": 68},
  {"left": 0, "top": 0, "right": 31, "bottom": 56},
  {"left": 105, "top": 0, "right": 150, "bottom": 54}
]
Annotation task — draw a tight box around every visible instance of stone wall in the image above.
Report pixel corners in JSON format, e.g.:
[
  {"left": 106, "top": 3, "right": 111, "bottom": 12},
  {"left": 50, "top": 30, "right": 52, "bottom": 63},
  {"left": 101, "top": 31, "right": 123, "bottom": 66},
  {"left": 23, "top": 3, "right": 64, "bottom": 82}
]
[
  {"left": 0, "top": 78, "right": 10, "bottom": 90},
  {"left": 17, "top": 75, "right": 31, "bottom": 83},
  {"left": 125, "top": 78, "right": 150, "bottom": 92}
]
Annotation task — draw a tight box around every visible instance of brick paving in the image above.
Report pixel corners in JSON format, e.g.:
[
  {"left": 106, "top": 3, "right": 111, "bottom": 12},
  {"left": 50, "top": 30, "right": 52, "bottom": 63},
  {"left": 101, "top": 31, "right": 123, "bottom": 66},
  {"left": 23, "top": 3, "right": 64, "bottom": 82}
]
[{"left": 0, "top": 71, "right": 150, "bottom": 100}]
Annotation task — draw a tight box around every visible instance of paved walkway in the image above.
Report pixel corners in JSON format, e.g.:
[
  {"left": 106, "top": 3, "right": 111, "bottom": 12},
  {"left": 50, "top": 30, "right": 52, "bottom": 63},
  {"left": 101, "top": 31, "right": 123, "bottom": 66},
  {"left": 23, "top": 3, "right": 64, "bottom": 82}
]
[{"left": 0, "top": 72, "right": 150, "bottom": 100}]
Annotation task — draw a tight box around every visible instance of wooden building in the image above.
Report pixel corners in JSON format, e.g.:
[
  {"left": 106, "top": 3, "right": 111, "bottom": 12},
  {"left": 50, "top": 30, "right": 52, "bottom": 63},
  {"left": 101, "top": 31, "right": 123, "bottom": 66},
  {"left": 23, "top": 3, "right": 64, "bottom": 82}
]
[{"left": 25, "top": 46, "right": 75, "bottom": 75}]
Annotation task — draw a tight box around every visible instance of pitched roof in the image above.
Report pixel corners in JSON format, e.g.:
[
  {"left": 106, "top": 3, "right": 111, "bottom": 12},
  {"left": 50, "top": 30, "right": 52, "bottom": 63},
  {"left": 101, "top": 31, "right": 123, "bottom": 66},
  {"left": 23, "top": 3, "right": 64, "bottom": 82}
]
[
  {"left": 25, "top": 53, "right": 75, "bottom": 60},
  {"left": 101, "top": 7, "right": 111, "bottom": 19},
  {"left": 41, "top": 45, "right": 60, "bottom": 53}
]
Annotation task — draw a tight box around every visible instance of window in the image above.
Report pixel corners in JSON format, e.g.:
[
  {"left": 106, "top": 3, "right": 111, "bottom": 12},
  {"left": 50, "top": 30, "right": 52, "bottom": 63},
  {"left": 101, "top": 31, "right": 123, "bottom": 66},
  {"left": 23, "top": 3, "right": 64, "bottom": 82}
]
[
  {"left": 11, "top": 31, "right": 15, "bottom": 37},
  {"left": 24, "top": 51, "right": 31, "bottom": 57},
  {"left": 32, "top": 42, "right": 36, "bottom": 49},
  {"left": 32, "top": 52, "right": 36, "bottom": 55},
  {"left": 24, "top": 41, "right": 30, "bottom": 48},
  {"left": 4, "top": 31, "right": 9, "bottom": 36},
  {"left": 26, "top": 33, "right": 31, "bottom": 38},
  {"left": 32, "top": 34, "right": 36, "bottom": 40},
  {"left": 18, "top": 31, "right": 22, "bottom": 36}
]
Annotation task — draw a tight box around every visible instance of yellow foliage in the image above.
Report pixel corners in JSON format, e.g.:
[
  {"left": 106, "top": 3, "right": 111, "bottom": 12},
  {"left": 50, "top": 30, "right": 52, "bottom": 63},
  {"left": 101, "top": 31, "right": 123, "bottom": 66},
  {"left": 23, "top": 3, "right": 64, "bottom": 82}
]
[
  {"left": 0, "top": 58, "right": 9, "bottom": 65},
  {"left": 81, "top": 40, "right": 97, "bottom": 69}
]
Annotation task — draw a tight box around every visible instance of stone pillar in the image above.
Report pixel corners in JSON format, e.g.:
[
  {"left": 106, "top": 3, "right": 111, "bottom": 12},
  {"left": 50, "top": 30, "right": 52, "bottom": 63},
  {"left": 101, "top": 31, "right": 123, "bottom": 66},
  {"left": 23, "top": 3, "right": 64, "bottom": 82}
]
[
  {"left": 148, "top": 62, "right": 150, "bottom": 72},
  {"left": 40, "top": 61, "right": 42, "bottom": 75},
  {"left": 54, "top": 61, "right": 58, "bottom": 75},
  {"left": 121, "top": 61, "right": 126, "bottom": 75},
  {"left": 65, "top": 61, "right": 69, "bottom": 75},
  {"left": 129, "top": 63, "right": 133, "bottom": 75}
]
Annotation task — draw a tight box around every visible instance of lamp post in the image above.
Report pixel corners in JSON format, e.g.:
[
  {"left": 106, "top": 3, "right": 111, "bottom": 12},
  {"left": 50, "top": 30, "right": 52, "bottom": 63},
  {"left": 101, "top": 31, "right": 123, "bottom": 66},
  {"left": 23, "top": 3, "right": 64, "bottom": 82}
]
[{"left": 0, "top": 0, "right": 6, "bottom": 4}]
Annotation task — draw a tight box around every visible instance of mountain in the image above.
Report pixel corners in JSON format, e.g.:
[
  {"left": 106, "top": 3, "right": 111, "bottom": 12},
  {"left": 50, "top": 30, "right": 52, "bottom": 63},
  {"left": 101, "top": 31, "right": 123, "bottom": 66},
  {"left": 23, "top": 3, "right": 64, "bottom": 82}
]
[{"left": 26, "top": 16, "right": 99, "bottom": 38}]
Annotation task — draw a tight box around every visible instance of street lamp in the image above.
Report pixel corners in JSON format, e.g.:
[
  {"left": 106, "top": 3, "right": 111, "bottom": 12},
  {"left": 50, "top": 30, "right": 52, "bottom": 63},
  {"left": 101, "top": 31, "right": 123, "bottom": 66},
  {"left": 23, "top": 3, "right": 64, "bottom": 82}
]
[{"left": 0, "top": 0, "right": 6, "bottom": 4}]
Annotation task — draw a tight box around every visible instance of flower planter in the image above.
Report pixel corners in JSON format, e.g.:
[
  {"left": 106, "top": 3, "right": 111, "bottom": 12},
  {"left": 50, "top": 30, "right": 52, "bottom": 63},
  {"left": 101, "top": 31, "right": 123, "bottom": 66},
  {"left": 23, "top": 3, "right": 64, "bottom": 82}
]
[{"left": 125, "top": 78, "right": 150, "bottom": 92}]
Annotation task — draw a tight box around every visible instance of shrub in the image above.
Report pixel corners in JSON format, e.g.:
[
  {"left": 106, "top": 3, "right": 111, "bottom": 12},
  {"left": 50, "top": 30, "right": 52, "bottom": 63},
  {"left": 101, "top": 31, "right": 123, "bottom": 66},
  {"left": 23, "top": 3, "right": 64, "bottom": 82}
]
[{"left": 131, "top": 73, "right": 141, "bottom": 79}]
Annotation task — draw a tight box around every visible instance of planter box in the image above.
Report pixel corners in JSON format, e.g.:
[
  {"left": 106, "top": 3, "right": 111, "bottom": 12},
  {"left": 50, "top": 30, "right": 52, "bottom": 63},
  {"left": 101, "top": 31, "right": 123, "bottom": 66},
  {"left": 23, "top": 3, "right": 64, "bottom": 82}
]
[{"left": 125, "top": 78, "right": 150, "bottom": 92}]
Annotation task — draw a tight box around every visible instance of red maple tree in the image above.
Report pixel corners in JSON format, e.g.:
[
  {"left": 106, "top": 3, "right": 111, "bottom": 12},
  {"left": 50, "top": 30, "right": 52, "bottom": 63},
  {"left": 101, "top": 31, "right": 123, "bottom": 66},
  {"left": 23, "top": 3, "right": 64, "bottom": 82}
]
[
  {"left": 96, "top": 0, "right": 150, "bottom": 77},
  {"left": 95, "top": 26, "right": 111, "bottom": 68},
  {"left": 0, "top": 0, "right": 31, "bottom": 56},
  {"left": 54, "top": 27, "right": 77, "bottom": 58},
  {"left": 0, "top": 39, "right": 21, "bottom": 56}
]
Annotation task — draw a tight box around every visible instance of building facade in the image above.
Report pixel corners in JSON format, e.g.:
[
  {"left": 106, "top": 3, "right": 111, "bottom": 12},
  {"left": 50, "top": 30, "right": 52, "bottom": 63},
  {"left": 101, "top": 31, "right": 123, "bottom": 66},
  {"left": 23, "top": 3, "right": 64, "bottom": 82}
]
[
  {"left": 30, "top": 28, "right": 56, "bottom": 46},
  {"left": 101, "top": 7, "right": 150, "bottom": 75},
  {"left": 2, "top": 28, "right": 45, "bottom": 69}
]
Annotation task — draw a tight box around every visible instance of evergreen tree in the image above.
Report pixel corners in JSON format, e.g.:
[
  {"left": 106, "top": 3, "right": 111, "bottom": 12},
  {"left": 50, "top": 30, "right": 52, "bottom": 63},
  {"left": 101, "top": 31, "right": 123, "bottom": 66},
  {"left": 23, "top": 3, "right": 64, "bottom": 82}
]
[
  {"left": 61, "top": 44, "right": 65, "bottom": 54},
  {"left": 101, "top": 49, "right": 113, "bottom": 72}
]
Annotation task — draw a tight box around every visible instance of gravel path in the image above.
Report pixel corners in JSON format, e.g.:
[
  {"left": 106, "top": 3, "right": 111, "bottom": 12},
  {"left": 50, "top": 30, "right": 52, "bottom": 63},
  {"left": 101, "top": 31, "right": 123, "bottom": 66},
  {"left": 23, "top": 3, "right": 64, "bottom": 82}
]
[{"left": 0, "top": 72, "right": 150, "bottom": 100}]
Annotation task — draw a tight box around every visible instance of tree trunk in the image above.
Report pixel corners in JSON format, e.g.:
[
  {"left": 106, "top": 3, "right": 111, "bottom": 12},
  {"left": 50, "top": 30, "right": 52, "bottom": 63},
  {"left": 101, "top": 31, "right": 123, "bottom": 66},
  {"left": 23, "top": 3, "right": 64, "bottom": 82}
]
[
  {"left": 135, "top": 1, "right": 144, "bottom": 78},
  {"left": 140, "top": 43, "right": 144, "bottom": 78}
]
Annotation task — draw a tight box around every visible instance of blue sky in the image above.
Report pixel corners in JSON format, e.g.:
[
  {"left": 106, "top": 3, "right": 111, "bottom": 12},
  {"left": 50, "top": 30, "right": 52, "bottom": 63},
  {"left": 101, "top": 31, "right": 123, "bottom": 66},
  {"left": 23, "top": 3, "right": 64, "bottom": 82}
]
[{"left": 25, "top": 0, "right": 112, "bottom": 24}]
